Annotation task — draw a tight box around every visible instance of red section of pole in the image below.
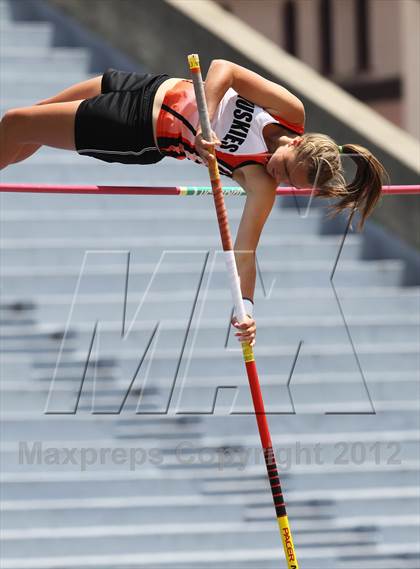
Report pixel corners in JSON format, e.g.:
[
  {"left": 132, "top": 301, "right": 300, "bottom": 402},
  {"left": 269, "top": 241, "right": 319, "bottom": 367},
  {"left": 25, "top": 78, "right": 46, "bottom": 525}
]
[
  {"left": 245, "top": 360, "right": 272, "bottom": 449},
  {"left": 0, "top": 184, "right": 419, "bottom": 195}
]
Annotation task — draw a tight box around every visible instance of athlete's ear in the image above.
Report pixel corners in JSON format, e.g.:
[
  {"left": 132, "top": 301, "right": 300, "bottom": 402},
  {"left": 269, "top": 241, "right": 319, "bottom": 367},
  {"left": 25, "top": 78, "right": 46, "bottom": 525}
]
[{"left": 290, "top": 137, "right": 303, "bottom": 147}]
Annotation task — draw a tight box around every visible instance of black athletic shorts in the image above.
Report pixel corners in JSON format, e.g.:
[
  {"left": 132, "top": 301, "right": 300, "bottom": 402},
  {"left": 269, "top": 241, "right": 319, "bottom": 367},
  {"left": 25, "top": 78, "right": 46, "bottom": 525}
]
[{"left": 74, "top": 68, "right": 170, "bottom": 164}]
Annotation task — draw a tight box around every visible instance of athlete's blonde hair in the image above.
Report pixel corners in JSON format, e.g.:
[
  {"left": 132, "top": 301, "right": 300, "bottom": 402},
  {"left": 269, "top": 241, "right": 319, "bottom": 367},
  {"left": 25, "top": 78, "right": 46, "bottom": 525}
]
[{"left": 294, "top": 133, "right": 388, "bottom": 231}]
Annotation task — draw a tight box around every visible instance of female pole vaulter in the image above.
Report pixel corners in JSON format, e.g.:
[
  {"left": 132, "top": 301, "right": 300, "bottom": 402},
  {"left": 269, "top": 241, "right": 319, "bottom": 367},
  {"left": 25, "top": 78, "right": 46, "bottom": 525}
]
[{"left": 0, "top": 60, "right": 388, "bottom": 346}]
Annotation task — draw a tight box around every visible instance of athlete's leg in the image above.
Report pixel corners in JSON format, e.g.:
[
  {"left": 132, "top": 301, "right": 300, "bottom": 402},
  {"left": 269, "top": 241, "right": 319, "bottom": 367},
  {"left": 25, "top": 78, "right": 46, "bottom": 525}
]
[
  {"left": 8, "top": 75, "right": 103, "bottom": 164},
  {"left": 0, "top": 99, "right": 83, "bottom": 170},
  {"left": 37, "top": 75, "right": 103, "bottom": 105}
]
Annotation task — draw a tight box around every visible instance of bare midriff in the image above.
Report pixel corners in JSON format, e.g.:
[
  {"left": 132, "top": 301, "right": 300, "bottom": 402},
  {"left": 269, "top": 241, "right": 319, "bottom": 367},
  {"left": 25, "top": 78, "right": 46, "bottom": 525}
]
[{"left": 152, "top": 77, "right": 184, "bottom": 146}]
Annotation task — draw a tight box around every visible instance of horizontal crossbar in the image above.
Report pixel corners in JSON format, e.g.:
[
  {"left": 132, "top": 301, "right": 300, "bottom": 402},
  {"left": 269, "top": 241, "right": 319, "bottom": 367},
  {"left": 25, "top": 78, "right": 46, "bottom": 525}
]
[{"left": 0, "top": 184, "right": 419, "bottom": 196}]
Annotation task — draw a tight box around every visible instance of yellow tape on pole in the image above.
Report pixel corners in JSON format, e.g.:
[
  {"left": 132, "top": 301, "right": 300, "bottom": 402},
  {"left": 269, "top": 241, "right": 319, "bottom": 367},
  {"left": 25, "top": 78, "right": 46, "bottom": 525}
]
[{"left": 278, "top": 516, "right": 299, "bottom": 569}]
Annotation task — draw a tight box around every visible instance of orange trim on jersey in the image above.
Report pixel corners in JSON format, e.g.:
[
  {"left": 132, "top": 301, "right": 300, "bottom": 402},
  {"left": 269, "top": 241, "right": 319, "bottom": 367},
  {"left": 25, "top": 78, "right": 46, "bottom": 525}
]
[
  {"left": 270, "top": 114, "right": 305, "bottom": 135},
  {"left": 215, "top": 150, "right": 271, "bottom": 170}
]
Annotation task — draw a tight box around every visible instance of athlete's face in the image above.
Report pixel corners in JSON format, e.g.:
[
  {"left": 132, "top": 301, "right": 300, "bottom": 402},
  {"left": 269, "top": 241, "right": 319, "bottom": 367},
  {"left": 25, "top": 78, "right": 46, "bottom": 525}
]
[{"left": 266, "top": 136, "right": 309, "bottom": 188}]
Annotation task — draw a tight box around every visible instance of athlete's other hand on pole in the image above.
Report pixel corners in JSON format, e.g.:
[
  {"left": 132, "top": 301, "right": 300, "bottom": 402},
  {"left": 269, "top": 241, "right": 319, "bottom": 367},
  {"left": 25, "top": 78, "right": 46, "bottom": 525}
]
[
  {"left": 195, "top": 128, "right": 221, "bottom": 166},
  {"left": 231, "top": 315, "right": 256, "bottom": 347}
]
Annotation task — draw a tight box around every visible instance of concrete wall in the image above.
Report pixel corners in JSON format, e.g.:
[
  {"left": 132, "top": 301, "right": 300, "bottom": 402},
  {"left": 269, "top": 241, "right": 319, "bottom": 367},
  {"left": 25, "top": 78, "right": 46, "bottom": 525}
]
[
  {"left": 217, "top": 0, "right": 419, "bottom": 140},
  {"left": 43, "top": 0, "right": 419, "bottom": 253},
  {"left": 401, "top": 0, "right": 420, "bottom": 141}
]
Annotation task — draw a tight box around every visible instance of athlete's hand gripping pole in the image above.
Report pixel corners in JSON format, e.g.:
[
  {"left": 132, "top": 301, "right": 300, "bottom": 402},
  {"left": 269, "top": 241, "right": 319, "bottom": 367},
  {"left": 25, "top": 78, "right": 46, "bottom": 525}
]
[{"left": 188, "top": 54, "right": 299, "bottom": 569}]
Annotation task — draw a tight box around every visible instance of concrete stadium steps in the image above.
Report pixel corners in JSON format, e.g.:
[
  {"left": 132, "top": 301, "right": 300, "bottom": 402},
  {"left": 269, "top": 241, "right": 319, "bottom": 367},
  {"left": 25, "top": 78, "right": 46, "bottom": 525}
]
[
  {"left": 150, "top": 411, "right": 420, "bottom": 442},
  {"left": 1, "top": 411, "right": 204, "bottom": 437},
  {"left": 118, "top": 441, "right": 419, "bottom": 469},
  {"left": 0, "top": 550, "right": 418, "bottom": 569},
  {"left": 2, "top": 287, "right": 418, "bottom": 321},
  {"left": 1, "top": 47, "right": 90, "bottom": 73},
  {"left": 141, "top": 553, "right": 420, "bottom": 569},
  {"left": 0, "top": 527, "right": 385, "bottom": 558},
  {"left": 0, "top": 453, "right": 416, "bottom": 482},
  {"left": 0, "top": 208, "right": 324, "bottom": 236},
  {"left": 34, "top": 377, "right": 420, "bottom": 411},
  {"left": 1, "top": 315, "right": 418, "bottom": 350},
  {"left": 202, "top": 465, "right": 420, "bottom": 494},
  {"left": 0, "top": 550, "right": 375, "bottom": 569},
  {"left": 199, "top": 409, "right": 420, "bottom": 437},
  {"left": 2, "top": 348, "right": 418, "bottom": 392},
  {"left": 121, "top": 379, "right": 418, "bottom": 413},
  {"left": 248, "top": 485, "right": 420, "bottom": 517},
  {"left": 2, "top": 423, "right": 418, "bottom": 454},
  {"left": 1, "top": 1, "right": 419, "bottom": 568},
  {"left": 2, "top": 516, "right": 388, "bottom": 555},
  {"left": 2, "top": 484, "right": 418, "bottom": 521},
  {"left": 0, "top": 261, "right": 406, "bottom": 296},
  {"left": 337, "top": 557, "right": 420, "bottom": 569},
  {"left": 1, "top": 369, "right": 416, "bottom": 390},
  {"left": 1, "top": 375, "right": 419, "bottom": 413},
  {"left": 2, "top": 365, "right": 419, "bottom": 411},
  {"left": 0, "top": 234, "right": 363, "bottom": 264},
  {"left": 0, "top": 0, "right": 11, "bottom": 20},
  {"left": 3, "top": 497, "right": 247, "bottom": 528},
  {"left": 1, "top": 370, "right": 418, "bottom": 415},
  {"left": 2, "top": 340, "right": 416, "bottom": 374},
  {"left": 2, "top": 489, "right": 418, "bottom": 531},
  {"left": 0, "top": 22, "right": 53, "bottom": 48},
  {"left": 2, "top": 475, "right": 203, "bottom": 501},
  {"left": 2, "top": 410, "right": 418, "bottom": 447},
  {"left": 0, "top": 69, "right": 90, "bottom": 82},
  {"left": 0, "top": 73, "right": 96, "bottom": 101},
  {"left": 2, "top": 461, "right": 418, "bottom": 499}
]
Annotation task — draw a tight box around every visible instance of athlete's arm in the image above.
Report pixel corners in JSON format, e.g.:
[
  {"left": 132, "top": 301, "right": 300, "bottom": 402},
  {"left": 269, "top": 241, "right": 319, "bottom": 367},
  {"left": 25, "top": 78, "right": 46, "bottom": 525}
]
[
  {"left": 204, "top": 59, "right": 305, "bottom": 126},
  {"left": 233, "top": 166, "right": 277, "bottom": 300},
  {"left": 230, "top": 167, "right": 277, "bottom": 346}
]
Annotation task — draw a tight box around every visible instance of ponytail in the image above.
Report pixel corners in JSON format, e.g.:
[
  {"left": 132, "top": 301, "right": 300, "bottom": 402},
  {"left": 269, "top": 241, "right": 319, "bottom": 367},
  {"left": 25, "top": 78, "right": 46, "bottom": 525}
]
[
  {"left": 327, "top": 144, "right": 388, "bottom": 231},
  {"left": 296, "top": 134, "right": 389, "bottom": 232}
]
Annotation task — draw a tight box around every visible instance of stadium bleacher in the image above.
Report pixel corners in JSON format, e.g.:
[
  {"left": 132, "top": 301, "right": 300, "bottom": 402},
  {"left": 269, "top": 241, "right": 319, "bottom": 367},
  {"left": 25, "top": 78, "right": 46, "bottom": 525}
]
[{"left": 1, "top": 1, "right": 419, "bottom": 567}]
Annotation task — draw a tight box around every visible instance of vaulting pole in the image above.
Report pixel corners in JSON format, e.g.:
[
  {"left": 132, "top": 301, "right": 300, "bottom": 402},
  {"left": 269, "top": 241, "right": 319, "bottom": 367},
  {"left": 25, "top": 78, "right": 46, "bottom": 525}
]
[{"left": 188, "top": 53, "right": 299, "bottom": 569}]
